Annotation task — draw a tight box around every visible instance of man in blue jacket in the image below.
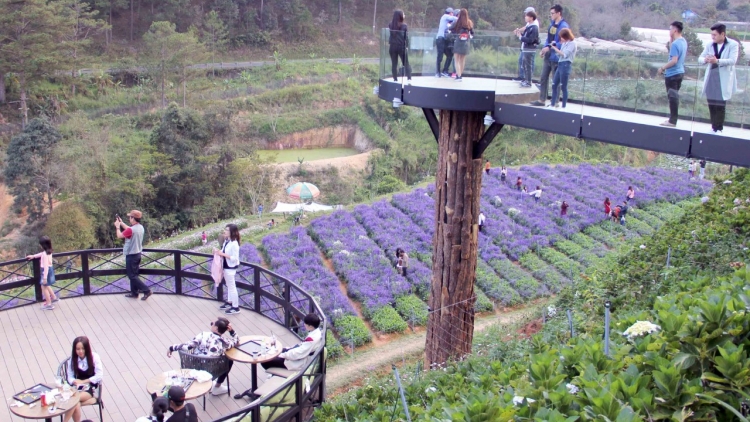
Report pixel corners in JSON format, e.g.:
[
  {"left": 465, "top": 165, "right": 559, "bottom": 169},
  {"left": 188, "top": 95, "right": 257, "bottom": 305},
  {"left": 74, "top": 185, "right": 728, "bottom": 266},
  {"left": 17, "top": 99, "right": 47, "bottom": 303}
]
[
  {"left": 435, "top": 7, "right": 457, "bottom": 77},
  {"left": 530, "top": 4, "right": 569, "bottom": 106}
]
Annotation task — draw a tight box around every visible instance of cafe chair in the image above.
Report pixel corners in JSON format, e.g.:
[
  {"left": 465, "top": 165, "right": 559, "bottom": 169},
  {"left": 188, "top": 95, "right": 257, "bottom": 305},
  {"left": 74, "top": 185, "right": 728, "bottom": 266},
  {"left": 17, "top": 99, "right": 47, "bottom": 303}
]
[
  {"left": 178, "top": 351, "right": 232, "bottom": 409},
  {"left": 56, "top": 358, "right": 104, "bottom": 422}
]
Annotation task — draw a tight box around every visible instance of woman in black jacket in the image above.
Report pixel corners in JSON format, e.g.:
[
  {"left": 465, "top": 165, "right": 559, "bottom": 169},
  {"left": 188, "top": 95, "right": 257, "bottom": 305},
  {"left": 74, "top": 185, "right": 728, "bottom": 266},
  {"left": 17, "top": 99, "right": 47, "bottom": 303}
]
[{"left": 388, "top": 10, "right": 412, "bottom": 82}]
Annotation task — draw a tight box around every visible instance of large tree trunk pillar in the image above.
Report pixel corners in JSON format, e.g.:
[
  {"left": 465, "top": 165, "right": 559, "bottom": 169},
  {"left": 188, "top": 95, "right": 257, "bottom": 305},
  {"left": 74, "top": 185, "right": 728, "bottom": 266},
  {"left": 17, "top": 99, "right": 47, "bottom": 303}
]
[{"left": 425, "top": 109, "right": 485, "bottom": 366}]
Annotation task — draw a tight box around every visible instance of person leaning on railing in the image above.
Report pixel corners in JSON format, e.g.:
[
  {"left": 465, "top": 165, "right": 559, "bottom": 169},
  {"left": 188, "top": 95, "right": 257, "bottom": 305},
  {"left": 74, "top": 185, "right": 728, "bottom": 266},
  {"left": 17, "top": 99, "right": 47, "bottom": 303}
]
[
  {"left": 698, "top": 23, "right": 739, "bottom": 134},
  {"left": 261, "top": 313, "right": 322, "bottom": 372}
]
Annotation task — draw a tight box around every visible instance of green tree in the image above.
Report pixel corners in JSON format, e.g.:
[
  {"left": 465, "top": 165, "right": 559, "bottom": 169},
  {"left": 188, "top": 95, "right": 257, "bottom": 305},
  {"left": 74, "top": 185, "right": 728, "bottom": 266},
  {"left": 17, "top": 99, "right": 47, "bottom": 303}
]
[
  {"left": 143, "top": 21, "right": 206, "bottom": 107},
  {"left": 202, "top": 10, "right": 229, "bottom": 76},
  {"left": 0, "top": 0, "right": 69, "bottom": 126},
  {"left": 682, "top": 27, "right": 704, "bottom": 57},
  {"left": 45, "top": 202, "right": 95, "bottom": 252},
  {"left": 727, "top": 31, "right": 746, "bottom": 63},
  {"left": 716, "top": 0, "right": 729, "bottom": 11},
  {"left": 61, "top": 0, "right": 109, "bottom": 95},
  {"left": 4, "top": 119, "right": 63, "bottom": 221}
]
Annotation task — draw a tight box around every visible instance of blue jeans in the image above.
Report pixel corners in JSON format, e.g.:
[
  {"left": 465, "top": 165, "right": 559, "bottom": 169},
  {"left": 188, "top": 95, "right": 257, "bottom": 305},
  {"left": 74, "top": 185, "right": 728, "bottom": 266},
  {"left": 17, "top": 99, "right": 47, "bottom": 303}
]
[
  {"left": 551, "top": 61, "right": 572, "bottom": 107},
  {"left": 517, "top": 50, "right": 536, "bottom": 79}
]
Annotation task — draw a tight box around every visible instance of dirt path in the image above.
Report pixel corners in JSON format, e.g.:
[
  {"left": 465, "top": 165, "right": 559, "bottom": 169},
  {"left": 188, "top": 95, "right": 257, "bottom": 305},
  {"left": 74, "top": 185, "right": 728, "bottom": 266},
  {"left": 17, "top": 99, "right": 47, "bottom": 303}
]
[{"left": 325, "top": 305, "right": 542, "bottom": 393}]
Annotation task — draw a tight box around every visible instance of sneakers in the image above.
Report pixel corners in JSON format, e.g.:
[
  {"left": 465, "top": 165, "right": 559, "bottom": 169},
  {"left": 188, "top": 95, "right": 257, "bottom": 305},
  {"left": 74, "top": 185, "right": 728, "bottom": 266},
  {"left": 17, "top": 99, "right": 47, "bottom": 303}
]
[
  {"left": 555, "top": 103, "right": 561, "bottom": 109},
  {"left": 141, "top": 291, "right": 153, "bottom": 301},
  {"left": 511, "top": 78, "right": 524, "bottom": 82},
  {"left": 406, "top": 79, "right": 412, "bottom": 85},
  {"left": 219, "top": 303, "right": 232, "bottom": 310},
  {"left": 451, "top": 73, "right": 456, "bottom": 78},
  {"left": 211, "top": 384, "right": 228, "bottom": 396},
  {"left": 435, "top": 73, "right": 441, "bottom": 77},
  {"left": 225, "top": 307, "right": 241, "bottom": 315},
  {"left": 455, "top": 76, "right": 463, "bottom": 82},
  {"left": 519, "top": 81, "right": 532, "bottom": 87},
  {"left": 41, "top": 304, "right": 55, "bottom": 311},
  {"left": 659, "top": 120, "right": 676, "bottom": 127},
  {"left": 124, "top": 293, "right": 139, "bottom": 299},
  {"left": 51, "top": 298, "right": 60, "bottom": 304},
  {"left": 530, "top": 100, "right": 546, "bottom": 107},
  {"left": 441, "top": 72, "right": 450, "bottom": 77}
]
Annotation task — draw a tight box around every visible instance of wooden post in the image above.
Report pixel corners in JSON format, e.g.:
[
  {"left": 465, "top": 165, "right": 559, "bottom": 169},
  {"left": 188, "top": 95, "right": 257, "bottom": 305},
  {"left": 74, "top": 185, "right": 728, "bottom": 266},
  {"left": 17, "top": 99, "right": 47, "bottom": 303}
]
[{"left": 425, "top": 109, "right": 487, "bottom": 365}]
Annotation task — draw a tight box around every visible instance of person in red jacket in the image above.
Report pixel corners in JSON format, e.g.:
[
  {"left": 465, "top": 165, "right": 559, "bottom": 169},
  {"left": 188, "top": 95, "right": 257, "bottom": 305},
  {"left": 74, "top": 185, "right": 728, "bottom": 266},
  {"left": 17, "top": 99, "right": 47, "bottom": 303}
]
[{"left": 604, "top": 197, "right": 611, "bottom": 216}]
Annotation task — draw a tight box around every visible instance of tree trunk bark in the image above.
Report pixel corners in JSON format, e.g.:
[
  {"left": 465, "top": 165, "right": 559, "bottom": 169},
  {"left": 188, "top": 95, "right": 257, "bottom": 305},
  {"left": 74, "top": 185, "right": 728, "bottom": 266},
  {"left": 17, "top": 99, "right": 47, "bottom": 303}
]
[
  {"left": 0, "top": 72, "right": 5, "bottom": 104},
  {"left": 20, "top": 74, "right": 28, "bottom": 128},
  {"left": 425, "top": 110, "right": 485, "bottom": 366}
]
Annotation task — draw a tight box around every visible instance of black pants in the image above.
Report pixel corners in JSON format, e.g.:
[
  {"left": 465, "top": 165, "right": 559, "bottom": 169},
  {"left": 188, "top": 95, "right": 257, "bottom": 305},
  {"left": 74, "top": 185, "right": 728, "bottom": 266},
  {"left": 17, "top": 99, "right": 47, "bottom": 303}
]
[
  {"left": 521, "top": 51, "right": 534, "bottom": 83},
  {"left": 436, "top": 38, "right": 453, "bottom": 74},
  {"left": 708, "top": 101, "right": 726, "bottom": 132},
  {"left": 538, "top": 56, "right": 558, "bottom": 102},
  {"left": 216, "top": 360, "right": 233, "bottom": 384},
  {"left": 261, "top": 357, "right": 286, "bottom": 370},
  {"left": 126, "top": 254, "right": 150, "bottom": 294},
  {"left": 664, "top": 74, "right": 683, "bottom": 124},
  {"left": 390, "top": 47, "right": 412, "bottom": 81}
]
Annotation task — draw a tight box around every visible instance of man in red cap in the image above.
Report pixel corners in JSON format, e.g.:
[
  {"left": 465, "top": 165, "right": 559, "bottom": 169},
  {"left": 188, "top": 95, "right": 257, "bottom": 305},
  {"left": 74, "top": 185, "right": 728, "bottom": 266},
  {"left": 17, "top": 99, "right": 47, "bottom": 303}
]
[{"left": 115, "top": 209, "right": 152, "bottom": 300}]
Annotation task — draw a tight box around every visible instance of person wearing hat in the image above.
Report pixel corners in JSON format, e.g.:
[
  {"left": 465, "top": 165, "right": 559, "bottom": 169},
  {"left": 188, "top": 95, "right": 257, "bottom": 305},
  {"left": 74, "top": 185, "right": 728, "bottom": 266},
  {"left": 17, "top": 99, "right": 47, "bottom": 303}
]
[
  {"left": 115, "top": 209, "right": 152, "bottom": 300},
  {"left": 513, "top": 7, "right": 538, "bottom": 82},
  {"left": 435, "top": 7, "right": 458, "bottom": 77},
  {"left": 165, "top": 386, "right": 198, "bottom": 422}
]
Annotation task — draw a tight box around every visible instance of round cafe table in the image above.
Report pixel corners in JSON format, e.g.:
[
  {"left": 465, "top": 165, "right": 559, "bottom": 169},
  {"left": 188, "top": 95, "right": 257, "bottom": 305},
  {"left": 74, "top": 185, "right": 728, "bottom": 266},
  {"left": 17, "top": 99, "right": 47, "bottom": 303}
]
[
  {"left": 8, "top": 389, "right": 80, "bottom": 422},
  {"left": 146, "top": 369, "right": 212, "bottom": 410},
  {"left": 225, "top": 335, "right": 283, "bottom": 399}
]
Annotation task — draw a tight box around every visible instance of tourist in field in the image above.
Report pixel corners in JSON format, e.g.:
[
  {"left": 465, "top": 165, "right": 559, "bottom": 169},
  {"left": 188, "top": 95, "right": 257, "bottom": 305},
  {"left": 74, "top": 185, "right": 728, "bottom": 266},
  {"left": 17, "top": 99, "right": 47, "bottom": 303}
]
[
  {"left": 699, "top": 23, "right": 739, "bottom": 134},
  {"left": 699, "top": 159, "right": 707, "bottom": 179},
  {"left": 513, "top": 7, "right": 538, "bottom": 82},
  {"left": 485, "top": 160, "right": 491, "bottom": 174},
  {"left": 620, "top": 201, "right": 629, "bottom": 225},
  {"left": 214, "top": 224, "right": 241, "bottom": 315},
  {"left": 528, "top": 185, "right": 543, "bottom": 202},
  {"left": 388, "top": 10, "right": 412, "bottom": 83},
  {"left": 560, "top": 200, "right": 569, "bottom": 216},
  {"left": 399, "top": 249, "right": 409, "bottom": 276},
  {"left": 530, "top": 4, "right": 569, "bottom": 107},
  {"left": 63, "top": 336, "right": 103, "bottom": 422},
  {"left": 604, "top": 197, "right": 611, "bottom": 216},
  {"left": 260, "top": 313, "right": 322, "bottom": 372},
  {"left": 26, "top": 236, "right": 59, "bottom": 310},
  {"left": 201, "top": 231, "right": 207, "bottom": 245},
  {"left": 167, "top": 317, "right": 238, "bottom": 396},
  {"left": 501, "top": 166, "right": 507, "bottom": 183},
  {"left": 165, "top": 386, "right": 198, "bottom": 422},
  {"left": 515, "top": 10, "right": 539, "bottom": 88},
  {"left": 478, "top": 211, "right": 486, "bottom": 232},
  {"left": 516, "top": 176, "right": 523, "bottom": 191},
  {"left": 451, "top": 8, "right": 474, "bottom": 81},
  {"left": 658, "top": 21, "right": 687, "bottom": 127},
  {"left": 612, "top": 205, "right": 621, "bottom": 222},
  {"left": 626, "top": 186, "right": 635, "bottom": 203},
  {"left": 435, "top": 7, "right": 457, "bottom": 77},
  {"left": 688, "top": 160, "right": 696, "bottom": 179},
  {"left": 116, "top": 210, "right": 152, "bottom": 301},
  {"left": 136, "top": 397, "right": 169, "bottom": 422},
  {"left": 522, "top": 186, "right": 528, "bottom": 193},
  {"left": 549, "top": 28, "right": 577, "bottom": 109}
]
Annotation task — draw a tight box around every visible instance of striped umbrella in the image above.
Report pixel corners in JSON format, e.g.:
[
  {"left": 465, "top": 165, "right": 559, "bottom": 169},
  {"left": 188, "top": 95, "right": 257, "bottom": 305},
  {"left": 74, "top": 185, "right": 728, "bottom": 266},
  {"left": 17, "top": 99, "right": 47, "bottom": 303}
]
[{"left": 286, "top": 182, "right": 320, "bottom": 200}]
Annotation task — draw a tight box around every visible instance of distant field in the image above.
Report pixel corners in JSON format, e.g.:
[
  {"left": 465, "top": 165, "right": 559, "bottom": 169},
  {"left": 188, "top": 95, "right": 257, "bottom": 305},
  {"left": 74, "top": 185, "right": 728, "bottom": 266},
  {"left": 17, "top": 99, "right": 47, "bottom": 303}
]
[{"left": 258, "top": 148, "right": 360, "bottom": 163}]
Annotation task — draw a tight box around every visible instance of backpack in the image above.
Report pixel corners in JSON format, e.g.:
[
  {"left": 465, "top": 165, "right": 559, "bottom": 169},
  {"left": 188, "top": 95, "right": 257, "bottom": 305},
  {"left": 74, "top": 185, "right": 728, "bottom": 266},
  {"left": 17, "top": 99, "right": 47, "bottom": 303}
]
[{"left": 458, "top": 29, "right": 470, "bottom": 41}]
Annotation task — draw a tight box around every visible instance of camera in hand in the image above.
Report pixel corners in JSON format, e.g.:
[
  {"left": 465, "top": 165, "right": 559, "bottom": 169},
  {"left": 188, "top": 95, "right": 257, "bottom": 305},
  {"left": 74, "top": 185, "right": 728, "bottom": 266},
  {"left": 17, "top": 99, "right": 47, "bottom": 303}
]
[{"left": 550, "top": 41, "right": 557, "bottom": 47}]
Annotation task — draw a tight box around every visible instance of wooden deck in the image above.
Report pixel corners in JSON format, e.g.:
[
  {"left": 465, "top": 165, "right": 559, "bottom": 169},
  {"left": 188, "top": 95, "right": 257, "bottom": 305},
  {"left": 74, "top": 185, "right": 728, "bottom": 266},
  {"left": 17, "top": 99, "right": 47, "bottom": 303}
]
[{"left": 0, "top": 294, "right": 302, "bottom": 422}]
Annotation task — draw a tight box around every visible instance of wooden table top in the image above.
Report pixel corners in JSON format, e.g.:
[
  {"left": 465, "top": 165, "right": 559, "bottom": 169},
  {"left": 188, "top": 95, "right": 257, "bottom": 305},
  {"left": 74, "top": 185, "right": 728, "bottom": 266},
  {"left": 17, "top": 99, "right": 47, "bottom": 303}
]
[
  {"left": 145, "top": 370, "right": 212, "bottom": 401},
  {"left": 225, "top": 335, "right": 283, "bottom": 364},
  {"left": 8, "top": 388, "right": 80, "bottom": 420}
]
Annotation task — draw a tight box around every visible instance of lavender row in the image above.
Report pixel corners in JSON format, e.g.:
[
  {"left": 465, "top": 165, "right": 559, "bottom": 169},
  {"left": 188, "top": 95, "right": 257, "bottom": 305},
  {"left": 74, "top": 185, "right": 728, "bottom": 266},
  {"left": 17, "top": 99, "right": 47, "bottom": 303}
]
[
  {"left": 261, "top": 227, "right": 356, "bottom": 322},
  {"left": 309, "top": 210, "right": 411, "bottom": 317}
]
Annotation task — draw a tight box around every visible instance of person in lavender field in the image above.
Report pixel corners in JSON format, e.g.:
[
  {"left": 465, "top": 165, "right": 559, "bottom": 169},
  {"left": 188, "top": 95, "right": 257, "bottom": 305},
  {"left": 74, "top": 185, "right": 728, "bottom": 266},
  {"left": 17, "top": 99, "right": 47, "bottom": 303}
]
[
  {"left": 688, "top": 160, "right": 696, "bottom": 179},
  {"left": 522, "top": 186, "right": 528, "bottom": 193},
  {"left": 620, "top": 201, "right": 629, "bottom": 225},
  {"left": 485, "top": 160, "right": 491, "bottom": 175},
  {"left": 478, "top": 211, "right": 486, "bottom": 232},
  {"left": 604, "top": 197, "right": 611, "bottom": 216},
  {"left": 501, "top": 166, "right": 507, "bottom": 183},
  {"left": 516, "top": 176, "right": 523, "bottom": 191},
  {"left": 399, "top": 249, "right": 409, "bottom": 276},
  {"left": 560, "top": 200, "right": 569, "bottom": 216},
  {"left": 699, "top": 159, "right": 706, "bottom": 179},
  {"left": 626, "top": 186, "right": 635, "bottom": 203},
  {"left": 528, "top": 185, "right": 543, "bottom": 202}
]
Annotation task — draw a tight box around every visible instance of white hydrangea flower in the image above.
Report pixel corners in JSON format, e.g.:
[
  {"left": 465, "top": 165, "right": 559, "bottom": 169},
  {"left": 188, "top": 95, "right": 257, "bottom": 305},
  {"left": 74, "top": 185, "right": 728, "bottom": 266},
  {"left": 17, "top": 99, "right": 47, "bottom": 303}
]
[
  {"left": 333, "top": 240, "right": 343, "bottom": 246},
  {"left": 339, "top": 250, "right": 351, "bottom": 256},
  {"left": 734, "top": 198, "right": 742, "bottom": 205},
  {"left": 640, "top": 245, "right": 646, "bottom": 249},
  {"left": 723, "top": 180, "right": 733, "bottom": 184},
  {"left": 547, "top": 306, "right": 557, "bottom": 317},
  {"left": 508, "top": 208, "right": 521, "bottom": 216},
  {"left": 512, "top": 396, "right": 535, "bottom": 406},
  {"left": 425, "top": 386, "right": 437, "bottom": 393},
  {"left": 566, "top": 383, "right": 579, "bottom": 395},
  {"left": 623, "top": 320, "right": 661, "bottom": 340},
  {"left": 701, "top": 196, "right": 710, "bottom": 203},
  {"left": 493, "top": 196, "right": 503, "bottom": 206},
  {"left": 358, "top": 235, "right": 368, "bottom": 240}
]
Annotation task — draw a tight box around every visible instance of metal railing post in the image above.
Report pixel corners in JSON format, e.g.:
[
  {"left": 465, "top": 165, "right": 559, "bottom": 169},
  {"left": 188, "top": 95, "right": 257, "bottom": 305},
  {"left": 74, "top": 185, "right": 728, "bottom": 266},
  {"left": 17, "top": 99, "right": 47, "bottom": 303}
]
[
  {"left": 32, "top": 258, "right": 42, "bottom": 302},
  {"left": 82, "top": 252, "right": 91, "bottom": 296},
  {"left": 567, "top": 309, "right": 574, "bottom": 337},
  {"left": 284, "top": 281, "right": 291, "bottom": 328},
  {"left": 604, "top": 301, "right": 611, "bottom": 357},
  {"left": 392, "top": 365, "right": 412, "bottom": 422},
  {"left": 174, "top": 251, "right": 182, "bottom": 295},
  {"left": 254, "top": 266, "right": 261, "bottom": 314}
]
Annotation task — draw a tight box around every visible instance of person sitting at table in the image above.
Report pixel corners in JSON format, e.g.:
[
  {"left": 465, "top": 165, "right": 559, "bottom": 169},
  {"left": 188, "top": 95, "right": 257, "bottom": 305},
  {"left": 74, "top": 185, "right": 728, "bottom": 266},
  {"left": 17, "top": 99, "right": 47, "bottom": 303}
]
[
  {"left": 63, "top": 336, "right": 103, "bottom": 422},
  {"left": 136, "top": 397, "right": 169, "bottom": 422},
  {"left": 167, "top": 317, "right": 238, "bottom": 396},
  {"left": 165, "top": 386, "right": 198, "bottom": 422},
  {"left": 261, "top": 313, "right": 323, "bottom": 372}
]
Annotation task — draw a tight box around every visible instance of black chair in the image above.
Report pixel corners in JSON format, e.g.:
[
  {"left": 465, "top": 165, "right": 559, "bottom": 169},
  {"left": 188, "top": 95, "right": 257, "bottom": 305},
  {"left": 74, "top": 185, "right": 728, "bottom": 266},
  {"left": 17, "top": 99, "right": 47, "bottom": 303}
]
[
  {"left": 178, "top": 351, "right": 232, "bottom": 410},
  {"left": 56, "top": 358, "right": 104, "bottom": 422}
]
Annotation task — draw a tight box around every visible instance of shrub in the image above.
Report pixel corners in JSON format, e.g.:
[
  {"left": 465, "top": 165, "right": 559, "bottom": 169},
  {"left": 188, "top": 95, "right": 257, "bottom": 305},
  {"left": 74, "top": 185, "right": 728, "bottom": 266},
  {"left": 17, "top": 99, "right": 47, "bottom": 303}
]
[
  {"left": 474, "top": 288, "right": 494, "bottom": 313},
  {"left": 518, "top": 253, "right": 569, "bottom": 293},
  {"left": 334, "top": 315, "right": 372, "bottom": 347},
  {"left": 538, "top": 247, "right": 585, "bottom": 276},
  {"left": 45, "top": 202, "right": 96, "bottom": 252},
  {"left": 325, "top": 330, "right": 345, "bottom": 360},
  {"left": 371, "top": 306, "right": 408, "bottom": 333},
  {"left": 488, "top": 258, "right": 540, "bottom": 300},
  {"left": 476, "top": 260, "right": 521, "bottom": 306},
  {"left": 395, "top": 294, "right": 428, "bottom": 326},
  {"left": 584, "top": 225, "right": 621, "bottom": 249}
]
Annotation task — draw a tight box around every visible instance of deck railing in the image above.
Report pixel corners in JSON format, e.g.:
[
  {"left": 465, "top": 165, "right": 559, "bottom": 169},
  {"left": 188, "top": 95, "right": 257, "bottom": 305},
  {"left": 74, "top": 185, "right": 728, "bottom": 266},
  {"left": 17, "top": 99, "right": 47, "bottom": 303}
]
[{"left": 0, "top": 248, "right": 327, "bottom": 422}]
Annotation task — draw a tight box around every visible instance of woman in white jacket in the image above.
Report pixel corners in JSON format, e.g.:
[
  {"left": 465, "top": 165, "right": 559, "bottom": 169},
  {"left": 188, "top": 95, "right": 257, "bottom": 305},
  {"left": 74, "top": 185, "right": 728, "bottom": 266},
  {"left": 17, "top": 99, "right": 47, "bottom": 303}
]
[
  {"left": 261, "top": 313, "right": 322, "bottom": 371},
  {"left": 214, "top": 224, "right": 241, "bottom": 315},
  {"left": 698, "top": 23, "right": 739, "bottom": 133}
]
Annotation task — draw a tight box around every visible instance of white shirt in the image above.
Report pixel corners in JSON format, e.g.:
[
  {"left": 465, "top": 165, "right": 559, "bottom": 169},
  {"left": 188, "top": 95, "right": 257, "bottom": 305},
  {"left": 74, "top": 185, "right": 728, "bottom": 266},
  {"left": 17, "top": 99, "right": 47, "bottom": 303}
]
[
  {"left": 529, "top": 189, "right": 542, "bottom": 198},
  {"left": 67, "top": 352, "right": 103, "bottom": 385},
  {"left": 222, "top": 240, "right": 240, "bottom": 268},
  {"left": 478, "top": 213, "right": 486, "bottom": 225}
]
